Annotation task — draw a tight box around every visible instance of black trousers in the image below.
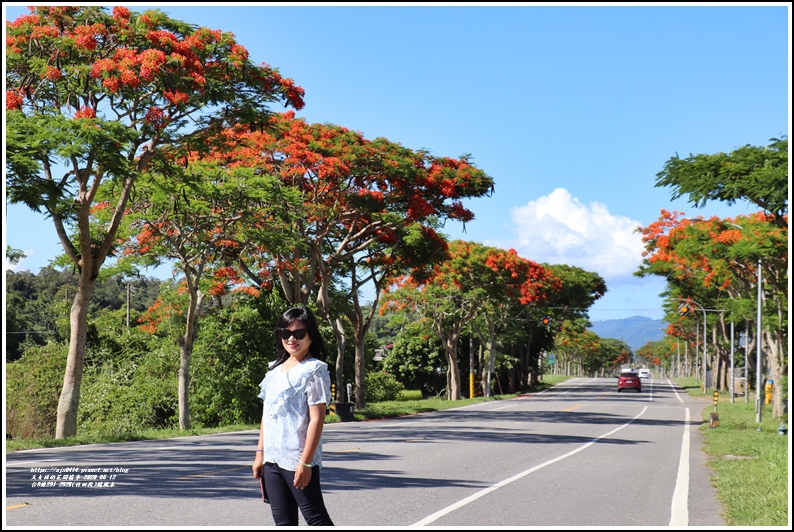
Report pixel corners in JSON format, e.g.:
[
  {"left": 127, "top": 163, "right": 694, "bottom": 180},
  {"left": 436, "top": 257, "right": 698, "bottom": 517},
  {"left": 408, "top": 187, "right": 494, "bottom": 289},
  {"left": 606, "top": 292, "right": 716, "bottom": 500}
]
[{"left": 263, "top": 462, "right": 333, "bottom": 526}]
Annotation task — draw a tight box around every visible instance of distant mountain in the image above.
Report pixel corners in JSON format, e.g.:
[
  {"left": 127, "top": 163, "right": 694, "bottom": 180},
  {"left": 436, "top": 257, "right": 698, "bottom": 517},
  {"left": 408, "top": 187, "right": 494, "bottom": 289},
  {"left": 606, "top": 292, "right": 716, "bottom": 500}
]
[{"left": 587, "top": 315, "right": 665, "bottom": 352}]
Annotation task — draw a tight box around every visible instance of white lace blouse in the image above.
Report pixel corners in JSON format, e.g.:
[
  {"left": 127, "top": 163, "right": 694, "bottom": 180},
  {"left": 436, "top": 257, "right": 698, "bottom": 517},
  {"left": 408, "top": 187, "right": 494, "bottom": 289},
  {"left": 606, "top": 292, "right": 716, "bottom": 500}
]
[{"left": 258, "top": 357, "right": 332, "bottom": 470}]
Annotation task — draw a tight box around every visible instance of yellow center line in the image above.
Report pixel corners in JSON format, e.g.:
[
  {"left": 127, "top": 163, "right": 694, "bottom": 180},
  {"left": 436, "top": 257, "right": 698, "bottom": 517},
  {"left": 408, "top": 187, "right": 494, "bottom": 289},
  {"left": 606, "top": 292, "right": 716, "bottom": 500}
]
[
  {"left": 561, "top": 404, "right": 583, "bottom": 412},
  {"left": 177, "top": 466, "right": 248, "bottom": 480},
  {"left": 7, "top": 503, "right": 30, "bottom": 510}
]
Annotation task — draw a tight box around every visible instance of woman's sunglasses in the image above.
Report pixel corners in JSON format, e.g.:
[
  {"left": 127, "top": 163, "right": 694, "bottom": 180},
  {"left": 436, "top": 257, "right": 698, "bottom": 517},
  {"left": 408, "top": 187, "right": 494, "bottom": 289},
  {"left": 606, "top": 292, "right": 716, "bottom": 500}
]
[{"left": 277, "top": 328, "right": 308, "bottom": 341}]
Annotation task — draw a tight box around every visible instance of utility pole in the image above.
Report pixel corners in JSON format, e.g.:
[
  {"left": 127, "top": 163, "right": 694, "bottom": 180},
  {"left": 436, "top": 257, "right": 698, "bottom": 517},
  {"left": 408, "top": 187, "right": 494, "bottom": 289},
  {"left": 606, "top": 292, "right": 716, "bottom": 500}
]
[
  {"left": 126, "top": 281, "right": 131, "bottom": 329},
  {"left": 755, "top": 259, "right": 763, "bottom": 426}
]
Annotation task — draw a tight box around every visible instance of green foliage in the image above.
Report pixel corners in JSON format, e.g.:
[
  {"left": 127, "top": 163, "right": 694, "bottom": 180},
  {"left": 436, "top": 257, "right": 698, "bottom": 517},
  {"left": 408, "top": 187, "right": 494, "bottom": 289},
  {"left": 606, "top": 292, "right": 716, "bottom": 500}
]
[
  {"left": 382, "top": 320, "right": 447, "bottom": 398},
  {"left": 5, "top": 268, "right": 162, "bottom": 361},
  {"left": 190, "top": 301, "right": 275, "bottom": 426},
  {"left": 5, "top": 268, "right": 76, "bottom": 360},
  {"left": 5, "top": 344, "right": 68, "bottom": 439},
  {"left": 78, "top": 342, "right": 179, "bottom": 436},
  {"left": 543, "top": 263, "right": 607, "bottom": 320},
  {"left": 81, "top": 308, "right": 149, "bottom": 367},
  {"left": 5, "top": 301, "right": 186, "bottom": 439},
  {"left": 655, "top": 137, "right": 788, "bottom": 227},
  {"left": 6, "top": 110, "right": 139, "bottom": 217},
  {"left": 368, "top": 309, "right": 418, "bottom": 347},
  {"left": 596, "top": 337, "right": 634, "bottom": 372},
  {"left": 364, "top": 370, "right": 405, "bottom": 403},
  {"left": 6, "top": 246, "right": 25, "bottom": 264}
]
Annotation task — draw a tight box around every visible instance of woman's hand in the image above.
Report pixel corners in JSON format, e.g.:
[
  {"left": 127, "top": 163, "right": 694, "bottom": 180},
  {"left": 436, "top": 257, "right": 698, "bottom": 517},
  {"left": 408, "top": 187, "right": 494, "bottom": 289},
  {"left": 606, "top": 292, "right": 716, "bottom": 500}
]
[
  {"left": 293, "top": 462, "right": 312, "bottom": 490},
  {"left": 252, "top": 454, "right": 264, "bottom": 478}
]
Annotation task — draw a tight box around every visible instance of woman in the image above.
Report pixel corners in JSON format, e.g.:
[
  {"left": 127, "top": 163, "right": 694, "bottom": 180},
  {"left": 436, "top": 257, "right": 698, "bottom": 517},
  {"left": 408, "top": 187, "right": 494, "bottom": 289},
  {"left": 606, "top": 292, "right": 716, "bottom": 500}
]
[{"left": 252, "top": 306, "right": 334, "bottom": 526}]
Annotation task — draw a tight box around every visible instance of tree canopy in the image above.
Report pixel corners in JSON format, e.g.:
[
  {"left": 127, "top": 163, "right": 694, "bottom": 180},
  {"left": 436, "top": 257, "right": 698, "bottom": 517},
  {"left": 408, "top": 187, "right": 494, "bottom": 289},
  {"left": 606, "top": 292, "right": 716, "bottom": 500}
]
[
  {"left": 655, "top": 137, "right": 788, "bottom": 227},
  {"left": 5, "top": 5, "right": 305, "bottom": 438}
]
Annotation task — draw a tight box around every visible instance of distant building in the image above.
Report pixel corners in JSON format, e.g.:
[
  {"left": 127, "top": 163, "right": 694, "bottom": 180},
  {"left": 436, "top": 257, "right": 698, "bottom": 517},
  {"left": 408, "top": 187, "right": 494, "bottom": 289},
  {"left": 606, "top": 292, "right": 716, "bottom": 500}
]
[{"left": 374, "top": 343, "right": 394, "bottom": 362}]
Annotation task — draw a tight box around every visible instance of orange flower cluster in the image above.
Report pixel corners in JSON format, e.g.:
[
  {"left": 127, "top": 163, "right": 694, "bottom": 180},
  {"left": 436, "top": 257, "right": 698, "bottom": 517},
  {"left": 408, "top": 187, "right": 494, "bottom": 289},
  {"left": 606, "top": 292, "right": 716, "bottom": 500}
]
[
  {"left": 7, "top": 6, "right": 306, "bottom": 129},
  {"left": 73, "top": 106, "right": 96, "bottom": 119},
  {"left": 6, "top": 91, "right": 24, "bottom": 110},
  {"left": 137, "top": 297, "right": 182, "bottom": 334}
]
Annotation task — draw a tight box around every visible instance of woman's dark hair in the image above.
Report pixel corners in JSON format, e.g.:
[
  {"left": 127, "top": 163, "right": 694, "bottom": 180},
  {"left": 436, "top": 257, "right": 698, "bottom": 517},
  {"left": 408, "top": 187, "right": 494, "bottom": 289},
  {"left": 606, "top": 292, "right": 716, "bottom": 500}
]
[{"left": 271, "top": 306, "right": 328, "bottom": 368}]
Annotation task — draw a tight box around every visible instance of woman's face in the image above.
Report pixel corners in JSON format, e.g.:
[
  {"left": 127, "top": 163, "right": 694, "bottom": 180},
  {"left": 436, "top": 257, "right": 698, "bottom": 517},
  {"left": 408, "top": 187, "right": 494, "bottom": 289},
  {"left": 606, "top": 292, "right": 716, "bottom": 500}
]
[{"left": 281, "top": 320, "right": 312, "bottom": 359}]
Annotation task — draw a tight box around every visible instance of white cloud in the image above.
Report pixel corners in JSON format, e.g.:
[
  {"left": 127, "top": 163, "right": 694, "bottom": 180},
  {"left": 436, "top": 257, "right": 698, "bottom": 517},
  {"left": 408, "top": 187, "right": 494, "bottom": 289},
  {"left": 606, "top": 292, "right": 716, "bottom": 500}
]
[{"left": 498, "top": 188, "right": 645, "bottom": 282}]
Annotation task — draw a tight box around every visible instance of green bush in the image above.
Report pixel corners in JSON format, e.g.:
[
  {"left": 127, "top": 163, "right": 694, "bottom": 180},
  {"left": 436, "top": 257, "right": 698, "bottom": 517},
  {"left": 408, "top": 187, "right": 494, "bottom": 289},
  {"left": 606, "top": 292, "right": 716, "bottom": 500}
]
[
  {"left": 364, "top": 370, "right": 405, "bottom": 403},
  {"left": 190, "top": 303, "right": 273, "bottom": 427},
  {"left": 5, "top": 343, "right": 68, "bottom": 440},
  {"left": 382, "top": 321, "right": 446, "bottom": 398},
  {"left": 77, "top": 344, "right": 179, "bottom": 436}
]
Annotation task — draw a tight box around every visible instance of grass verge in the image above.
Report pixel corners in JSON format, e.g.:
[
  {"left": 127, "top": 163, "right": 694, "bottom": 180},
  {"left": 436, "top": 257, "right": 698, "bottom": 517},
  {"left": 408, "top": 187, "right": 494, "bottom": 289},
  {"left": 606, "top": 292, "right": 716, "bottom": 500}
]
[{"left": 675, "top": 376, "right": 789, "bottom": 527}]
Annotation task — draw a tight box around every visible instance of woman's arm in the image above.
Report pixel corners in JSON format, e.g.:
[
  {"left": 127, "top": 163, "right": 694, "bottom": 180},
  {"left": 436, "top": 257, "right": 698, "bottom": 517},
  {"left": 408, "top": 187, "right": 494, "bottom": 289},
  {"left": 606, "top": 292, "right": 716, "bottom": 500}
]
[
  {"left": 252, "top": 413, "right": 265, "bottom": 478},
  {"left": 293, "top": 402, "right": 326, "bottom": 489}
]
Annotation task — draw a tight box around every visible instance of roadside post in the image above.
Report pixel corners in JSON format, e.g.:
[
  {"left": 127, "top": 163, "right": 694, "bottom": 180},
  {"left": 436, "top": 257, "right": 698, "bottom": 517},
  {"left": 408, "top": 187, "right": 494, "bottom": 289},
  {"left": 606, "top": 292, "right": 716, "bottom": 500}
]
[
  {"left": 329, "top": 383, "right": 337, "bottom": 416},
  {"left": 330, "top": 382, "right": 355, "bottom": 422},
  {"left": 764, "top": 378, "right": 773, "bottom": 405},
  {"left": 709, "top": 390, "right": 720, "bottom": 428}
]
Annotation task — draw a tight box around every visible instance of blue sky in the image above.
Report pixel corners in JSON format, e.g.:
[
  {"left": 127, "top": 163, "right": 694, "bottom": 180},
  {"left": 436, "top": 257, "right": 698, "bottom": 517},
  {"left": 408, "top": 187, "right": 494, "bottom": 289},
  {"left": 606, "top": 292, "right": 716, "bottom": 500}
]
[{"left": 3, "top": 3, "right": 790, "bottom": 321}]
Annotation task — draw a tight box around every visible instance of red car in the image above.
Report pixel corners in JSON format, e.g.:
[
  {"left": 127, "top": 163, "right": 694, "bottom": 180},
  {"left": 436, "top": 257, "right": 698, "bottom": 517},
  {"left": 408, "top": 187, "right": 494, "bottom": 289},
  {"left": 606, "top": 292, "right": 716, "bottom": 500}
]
[{"left": 618, "top": 372, "right": 642, "bottom": 392}]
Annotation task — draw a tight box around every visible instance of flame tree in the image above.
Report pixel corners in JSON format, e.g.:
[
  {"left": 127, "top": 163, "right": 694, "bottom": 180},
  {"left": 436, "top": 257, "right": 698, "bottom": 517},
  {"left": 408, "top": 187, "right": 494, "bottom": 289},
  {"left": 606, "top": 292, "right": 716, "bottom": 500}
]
[
  {"left": 381, "top": 241, "right": 559, "bottom": 400},
  {"left": 192, "top": 113, "right": 494, "bottom": 407},
  {"left": 535, "top": 263, "right": 606, "bottom": 383},
  {"left": 116, "top": 159, "right": 304, "bottom": 429},
  {"left": 553, "top": 321, "right": 604, "bottom": 377},
  {"left": 470, "top": 247, "right": 559, "bottom": 396},
  {"left": 5, "top": 6, "right": 305, "bottom": 438},
  {"left": 637, "top": 211, "right": 788, "bottom": 417},
  {"left": 646, "top": 137, "right": 788, "bottom": 416}
]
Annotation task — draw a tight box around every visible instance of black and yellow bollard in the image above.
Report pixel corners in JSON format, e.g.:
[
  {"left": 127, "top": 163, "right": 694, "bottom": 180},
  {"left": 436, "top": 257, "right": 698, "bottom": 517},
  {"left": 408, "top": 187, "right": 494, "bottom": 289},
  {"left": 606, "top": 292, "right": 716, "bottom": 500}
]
[
  {"left": 765, "top": 379, "right": 773, "bottom": 405},
  {"left": 709, "top": 390, "right": 720, "bottom": 428},
  {"left": 329, "top": 383, "right": 337, "bottom": 416}
]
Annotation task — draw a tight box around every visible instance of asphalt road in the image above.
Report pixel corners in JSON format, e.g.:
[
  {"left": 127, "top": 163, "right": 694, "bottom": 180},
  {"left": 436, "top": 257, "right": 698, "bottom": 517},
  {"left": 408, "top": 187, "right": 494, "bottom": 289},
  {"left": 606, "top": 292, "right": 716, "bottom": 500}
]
[{"left": 4, "top": 377, "right": 726, "bottom": 527}]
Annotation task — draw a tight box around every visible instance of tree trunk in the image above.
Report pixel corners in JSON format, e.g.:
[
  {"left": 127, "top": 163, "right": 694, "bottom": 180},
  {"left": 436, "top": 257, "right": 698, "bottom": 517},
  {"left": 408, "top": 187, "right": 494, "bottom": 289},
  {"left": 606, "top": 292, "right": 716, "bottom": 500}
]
[
  {"left": 178, "top": 340, "right": 192, "bottom": 431},
  {"left": 53, "top": 164, "right": 140, "bottom": 439},
  {"left": 178, "top": 287, "right": 205, "bottom": 430},
  {"left": 354, "top": 334, "right": 367, "bottom": 409},
  {"left": 55, "top": 274, "right": 96, "bottom": 439},
  {"left": 332, "top": 317, "right": 346, "bottom": 404},
  {"left": 441, "top": 334, "right": 462, "bottom": 400},
  {"left": 485, "top": 331, "right": 496, "bottom": 398},
  {"left": 445, "top": 347, "right": 462, "bottom": 400},
  {"left": 478, "top": 342, "right": 487, "bottom": 396}
]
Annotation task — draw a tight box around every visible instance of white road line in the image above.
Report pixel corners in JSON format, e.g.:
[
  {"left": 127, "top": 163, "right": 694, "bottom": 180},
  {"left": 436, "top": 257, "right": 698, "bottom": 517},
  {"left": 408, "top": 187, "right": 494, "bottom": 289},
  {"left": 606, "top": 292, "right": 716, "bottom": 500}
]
[
  {"left": 412, "top": 406, "right": 649, "bottom": 526},
  {"left": 669, "top": 406, "right": 691, "bottom": 525},
  {"left": 666, "top": 378, "right": 686, "bottom": 403}
]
